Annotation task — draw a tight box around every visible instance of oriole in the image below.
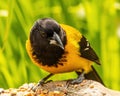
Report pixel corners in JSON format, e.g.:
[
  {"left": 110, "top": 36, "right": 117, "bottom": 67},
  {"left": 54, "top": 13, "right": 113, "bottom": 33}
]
[{"left": 26, "top": 18, "right": 103, "bottom": 90}]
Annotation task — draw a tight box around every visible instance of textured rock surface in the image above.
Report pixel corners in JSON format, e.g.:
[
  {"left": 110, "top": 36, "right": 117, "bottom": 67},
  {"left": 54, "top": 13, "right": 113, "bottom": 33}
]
[{"left": 0, "top": 80, "right": 120, "bottom": 96}]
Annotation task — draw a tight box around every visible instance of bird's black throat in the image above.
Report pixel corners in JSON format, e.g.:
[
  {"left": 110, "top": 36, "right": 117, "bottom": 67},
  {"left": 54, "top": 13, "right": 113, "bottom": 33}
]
[{"left": 31, "top": 43, "right": 64, "bottom": 67}]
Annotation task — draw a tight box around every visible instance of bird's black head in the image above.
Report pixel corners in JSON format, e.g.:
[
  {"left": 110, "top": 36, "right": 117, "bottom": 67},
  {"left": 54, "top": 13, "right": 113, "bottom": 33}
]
[{"left": 30, "top": 18, "right": 67, "bottom": 66}]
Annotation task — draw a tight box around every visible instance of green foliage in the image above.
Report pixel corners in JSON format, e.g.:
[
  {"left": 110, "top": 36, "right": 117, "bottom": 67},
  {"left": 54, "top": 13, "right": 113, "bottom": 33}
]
[{"left": 0, "top": 0, "right": 120, "bottom": 90}]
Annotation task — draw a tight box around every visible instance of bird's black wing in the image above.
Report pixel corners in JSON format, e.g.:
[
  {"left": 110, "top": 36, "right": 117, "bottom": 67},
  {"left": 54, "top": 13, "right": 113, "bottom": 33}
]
[{"left": 78, "top": 35, "right": 100, "bottom": 65}]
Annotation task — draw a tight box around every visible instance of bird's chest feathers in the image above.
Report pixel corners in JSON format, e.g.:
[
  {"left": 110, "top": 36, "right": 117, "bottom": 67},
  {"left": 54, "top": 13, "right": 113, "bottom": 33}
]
[
  {"left": 33, "top": 45, "right": 64, "bottom": 67},
  {"left": 39, "top": 42, "right": 92, "bottom": 74}
]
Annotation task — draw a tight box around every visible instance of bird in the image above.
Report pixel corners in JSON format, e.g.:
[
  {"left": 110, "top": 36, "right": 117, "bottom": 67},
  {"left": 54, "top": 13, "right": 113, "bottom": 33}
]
[{"left": 26, "top": 18, "right": 104, "bottom": 90}]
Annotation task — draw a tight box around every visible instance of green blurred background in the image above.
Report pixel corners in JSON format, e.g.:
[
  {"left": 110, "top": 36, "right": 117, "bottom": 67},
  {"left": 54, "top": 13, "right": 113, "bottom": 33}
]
[{"left": 0, "top": 0, "right": 120, "bottom": 90}]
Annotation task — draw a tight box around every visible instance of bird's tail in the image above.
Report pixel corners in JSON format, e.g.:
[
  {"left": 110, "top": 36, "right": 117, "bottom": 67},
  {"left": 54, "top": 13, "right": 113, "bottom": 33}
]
[{"left": 84, "top": 66, "right": 104, "bottom": 85}]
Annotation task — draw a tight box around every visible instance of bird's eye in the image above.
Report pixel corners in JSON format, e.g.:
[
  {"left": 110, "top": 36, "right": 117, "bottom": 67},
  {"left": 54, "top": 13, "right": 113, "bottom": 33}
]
[{"left": 41, "top": 31, "right": 46, "bottom": 37}]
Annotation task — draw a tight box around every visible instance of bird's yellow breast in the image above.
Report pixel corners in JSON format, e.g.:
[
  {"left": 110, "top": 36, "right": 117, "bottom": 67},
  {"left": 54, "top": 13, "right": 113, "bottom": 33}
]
[{"left": 26, "top": 24, "right": 92, "bottom": 74}]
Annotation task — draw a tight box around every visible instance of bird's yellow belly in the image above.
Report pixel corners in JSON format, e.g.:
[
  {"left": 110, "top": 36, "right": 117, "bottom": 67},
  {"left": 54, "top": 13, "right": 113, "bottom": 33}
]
[
  {"left": 39, "top": 54, "right": 92, "bottom": 74},
  {"left": 26, "top": 40, "right": 93, "bottom": 74}
]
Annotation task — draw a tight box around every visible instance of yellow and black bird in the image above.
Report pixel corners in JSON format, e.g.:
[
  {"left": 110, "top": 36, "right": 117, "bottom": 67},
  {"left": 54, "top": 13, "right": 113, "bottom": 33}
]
[{"left": 26, "top": 18, "right": 103, "bottom": 90}]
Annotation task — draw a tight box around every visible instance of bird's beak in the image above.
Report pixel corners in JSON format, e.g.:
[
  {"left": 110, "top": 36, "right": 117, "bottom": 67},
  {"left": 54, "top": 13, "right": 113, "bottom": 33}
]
[{"left": 50, "top": 32, "right": 64, "bottom": 50}]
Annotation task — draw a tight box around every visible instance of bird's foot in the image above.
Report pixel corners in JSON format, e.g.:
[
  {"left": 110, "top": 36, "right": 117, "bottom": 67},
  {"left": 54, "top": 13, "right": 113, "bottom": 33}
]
[
  {"left": 32, "top": 80, "right": 45, "bottom": 92},
  {"left": 70, "top": 72, "right": 85, "bottom": 84},
  {"left": 32, "top": 73, "right": 53, "bottom": 92},
  {"left": 66, "top": 72, "right": 85, "bottom": 87}
]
